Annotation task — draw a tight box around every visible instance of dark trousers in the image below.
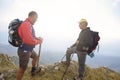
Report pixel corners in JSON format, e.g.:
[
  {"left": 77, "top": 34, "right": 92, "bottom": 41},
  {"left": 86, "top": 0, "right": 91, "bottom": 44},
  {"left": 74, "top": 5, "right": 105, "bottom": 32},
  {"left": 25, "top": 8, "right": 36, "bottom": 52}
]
[{"left": 66, "top": 46, "right": 87, "bottom": 78}]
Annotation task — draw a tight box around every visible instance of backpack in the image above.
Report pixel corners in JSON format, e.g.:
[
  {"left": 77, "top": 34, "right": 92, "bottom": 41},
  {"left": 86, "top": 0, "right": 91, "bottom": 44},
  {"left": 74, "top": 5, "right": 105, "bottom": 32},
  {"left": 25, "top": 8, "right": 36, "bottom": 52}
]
[
  {"left": 8, "top": 19, "right": 23, "bottom": 47},
  {"left": 87, "top": 30, "right": 100, "bottom": 54}
]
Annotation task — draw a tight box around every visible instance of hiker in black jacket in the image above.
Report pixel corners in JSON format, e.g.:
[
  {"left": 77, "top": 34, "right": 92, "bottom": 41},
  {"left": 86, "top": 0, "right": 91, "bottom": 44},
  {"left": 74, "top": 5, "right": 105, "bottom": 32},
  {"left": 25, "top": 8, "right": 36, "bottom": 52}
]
[{"left": 65, "top": 19, "right": 92, "bottom": 80}]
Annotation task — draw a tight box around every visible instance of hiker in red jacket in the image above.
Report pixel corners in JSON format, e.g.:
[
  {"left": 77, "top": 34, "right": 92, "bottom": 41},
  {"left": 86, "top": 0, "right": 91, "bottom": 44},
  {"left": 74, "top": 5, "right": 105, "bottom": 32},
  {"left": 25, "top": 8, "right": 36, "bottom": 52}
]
[{"left": 16, "top": 11, "right": 43, "bottom": 80}]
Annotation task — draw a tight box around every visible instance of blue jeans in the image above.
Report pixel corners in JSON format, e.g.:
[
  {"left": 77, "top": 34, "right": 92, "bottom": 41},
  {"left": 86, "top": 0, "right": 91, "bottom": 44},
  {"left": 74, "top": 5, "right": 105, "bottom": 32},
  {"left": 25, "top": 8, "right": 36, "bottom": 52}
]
[{"left": 66, "top": 46, "right": 87, "bottom": 78}]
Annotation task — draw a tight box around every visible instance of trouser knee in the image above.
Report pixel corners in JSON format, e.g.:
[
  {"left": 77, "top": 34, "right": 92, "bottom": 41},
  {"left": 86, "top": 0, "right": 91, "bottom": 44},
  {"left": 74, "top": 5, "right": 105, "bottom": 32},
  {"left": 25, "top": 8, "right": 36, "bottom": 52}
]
[{"left": 66, "top": 49, "right": 72, "bottom": 55}]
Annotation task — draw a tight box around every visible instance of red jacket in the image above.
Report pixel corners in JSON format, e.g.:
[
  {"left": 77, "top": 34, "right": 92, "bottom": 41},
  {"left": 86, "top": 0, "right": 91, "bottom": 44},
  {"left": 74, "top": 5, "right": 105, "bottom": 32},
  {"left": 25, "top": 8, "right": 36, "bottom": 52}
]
[{"left": 18, "top": 18, "right": 41, "bottom": 46}]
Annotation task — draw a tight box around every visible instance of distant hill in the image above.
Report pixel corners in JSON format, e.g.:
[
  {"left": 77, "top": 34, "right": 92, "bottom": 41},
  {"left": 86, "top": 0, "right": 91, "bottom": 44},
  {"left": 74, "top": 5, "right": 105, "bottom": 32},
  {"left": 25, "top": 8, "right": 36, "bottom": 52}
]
[
  {"left": 0, "top": 54, "right": 120, "bottom": 80},
  {"left": 86, "top": 55, "right": 120, "bottom": 73},
  {"left": 0, "top": 43, "right": 17, "bottom": 56}
]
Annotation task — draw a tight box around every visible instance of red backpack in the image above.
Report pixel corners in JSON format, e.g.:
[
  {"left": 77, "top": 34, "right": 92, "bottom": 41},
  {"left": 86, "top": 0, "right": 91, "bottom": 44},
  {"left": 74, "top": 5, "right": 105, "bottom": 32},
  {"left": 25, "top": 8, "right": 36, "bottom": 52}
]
[{"left": 87, "top": 30, "right": 100, "bottom": 54}]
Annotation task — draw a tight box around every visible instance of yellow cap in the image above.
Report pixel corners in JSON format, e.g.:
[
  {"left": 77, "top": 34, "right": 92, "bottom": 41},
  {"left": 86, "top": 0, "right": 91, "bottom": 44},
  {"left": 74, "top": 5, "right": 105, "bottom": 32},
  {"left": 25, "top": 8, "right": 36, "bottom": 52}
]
[
  {"left": 79, "top": 18, "right": 88, "bottom": 26},
  {"left": 80, "top": 19, "right": 88, "bottom": 23}
]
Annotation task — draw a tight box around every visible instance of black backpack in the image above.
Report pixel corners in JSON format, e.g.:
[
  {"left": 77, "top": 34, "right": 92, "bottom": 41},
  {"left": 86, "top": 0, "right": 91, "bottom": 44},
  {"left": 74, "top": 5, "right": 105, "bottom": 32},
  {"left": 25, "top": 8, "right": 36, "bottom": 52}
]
[
  {"left": 8, "top": 19, "right": 23, "bottom": 47},
  {"left": 87, "top": 31, "right": 100, "bottom": 54}
]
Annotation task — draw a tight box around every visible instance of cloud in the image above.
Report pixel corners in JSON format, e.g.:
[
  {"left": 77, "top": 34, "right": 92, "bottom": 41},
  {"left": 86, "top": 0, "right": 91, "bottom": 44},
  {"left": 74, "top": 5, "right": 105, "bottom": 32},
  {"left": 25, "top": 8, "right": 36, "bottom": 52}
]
[
  {"left": 0, "top": 0, "right": 120, "bottom": 57},
  {"left": 0, "top": 0, "right": 13, "bottom": 13},
  {"left": 0, "top": 0, "right": 120, "bottom": 44},
  {"left": 113, "top": 0, "right": 120, "bottom": 6}
]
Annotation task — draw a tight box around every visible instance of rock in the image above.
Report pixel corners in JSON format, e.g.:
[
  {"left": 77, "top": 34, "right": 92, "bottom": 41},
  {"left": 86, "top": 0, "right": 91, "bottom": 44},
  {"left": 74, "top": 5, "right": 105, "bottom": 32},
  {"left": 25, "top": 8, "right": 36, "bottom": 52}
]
[
  {"left": 54, "top": 62, "right": 60, "bottom": 66},
  {"left": 0, "top": 54, "right": 16, "bottom": 68},
  {"left": 39, "top": 65, "right": 45, "bottom": 71},
  {"left": 0, "top": 73, "right": 4, "bottom": 80},
  {"left": 8, "top": 69, "right": 15, "bottom": 73},
  {"left": 54, "top": 66, "right": 59, "bottom": 70}
]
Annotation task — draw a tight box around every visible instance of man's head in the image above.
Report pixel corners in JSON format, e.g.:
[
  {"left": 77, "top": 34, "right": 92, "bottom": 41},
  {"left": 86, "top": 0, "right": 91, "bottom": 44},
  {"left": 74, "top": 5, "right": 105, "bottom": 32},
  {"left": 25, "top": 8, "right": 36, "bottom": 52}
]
[
  {"left": 28, "top": 11, "right": 38, "bottom": 25},
  {"left": 79, "top": 19, "right": 88, "bottom": 30}
]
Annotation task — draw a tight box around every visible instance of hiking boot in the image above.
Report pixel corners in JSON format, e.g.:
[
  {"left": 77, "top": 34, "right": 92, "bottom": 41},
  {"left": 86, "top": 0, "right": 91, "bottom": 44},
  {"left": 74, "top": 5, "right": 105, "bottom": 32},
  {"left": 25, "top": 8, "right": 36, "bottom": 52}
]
[
  {"left": 31, "top": 67, "right": 41, "bottom": 76},
  {"left": 73, "top": 76, "right": 83, "bottom": 80}
]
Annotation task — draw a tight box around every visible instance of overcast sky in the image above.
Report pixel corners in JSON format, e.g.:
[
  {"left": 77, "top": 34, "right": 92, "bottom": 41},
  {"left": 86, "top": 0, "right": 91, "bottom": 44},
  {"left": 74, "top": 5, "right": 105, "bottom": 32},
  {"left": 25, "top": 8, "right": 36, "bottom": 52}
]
[{"left": 0, "top": 0, "right": 120, "bottom": 56}]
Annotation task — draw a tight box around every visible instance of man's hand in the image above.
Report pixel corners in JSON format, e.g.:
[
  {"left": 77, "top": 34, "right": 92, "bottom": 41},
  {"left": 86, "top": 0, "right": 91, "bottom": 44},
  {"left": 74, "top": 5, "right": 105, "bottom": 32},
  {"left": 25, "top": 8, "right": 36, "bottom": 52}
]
[
  {"left": 36, "top": 37, "right": 43, "bottom": 43},
  {"left": 76, "top": 40, "right": 79, "bottom": 45},
  {"left": 67, "top": 47, "right": 71, "bottom": 50}
]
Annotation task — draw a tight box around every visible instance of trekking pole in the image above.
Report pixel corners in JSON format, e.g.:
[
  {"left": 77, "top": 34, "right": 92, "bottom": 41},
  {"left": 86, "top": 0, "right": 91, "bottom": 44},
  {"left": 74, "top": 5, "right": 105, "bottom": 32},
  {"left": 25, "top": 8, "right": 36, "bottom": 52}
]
[
  {"left": 60, "top": 54, "right": 66, "bottom": 62},
  {"left": 61, "top": 64, "right": 69, "bottom": 80},
  {"left": 37, "top": 44, "right": 41, "bottom": 68},
  {"left": 61, "top": 54, "right": 74, "bottom": 80}
]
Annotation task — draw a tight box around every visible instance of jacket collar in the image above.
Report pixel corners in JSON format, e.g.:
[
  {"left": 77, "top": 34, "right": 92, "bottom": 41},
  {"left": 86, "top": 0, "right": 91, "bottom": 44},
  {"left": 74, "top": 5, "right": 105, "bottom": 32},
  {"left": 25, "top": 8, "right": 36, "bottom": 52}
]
[
  {"left": 82, "top": 27, "right": 90, "bottom": 31},
  {"left": 25, "top": 18, "right": 32, "bottom": 27}
]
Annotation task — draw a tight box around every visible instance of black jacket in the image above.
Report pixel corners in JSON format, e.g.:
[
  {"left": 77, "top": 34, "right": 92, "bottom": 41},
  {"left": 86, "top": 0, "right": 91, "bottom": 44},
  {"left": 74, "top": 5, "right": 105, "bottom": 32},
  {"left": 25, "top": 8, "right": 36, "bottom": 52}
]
[{"left": 77, "top": 27, "right": 93, "bottom": 51}]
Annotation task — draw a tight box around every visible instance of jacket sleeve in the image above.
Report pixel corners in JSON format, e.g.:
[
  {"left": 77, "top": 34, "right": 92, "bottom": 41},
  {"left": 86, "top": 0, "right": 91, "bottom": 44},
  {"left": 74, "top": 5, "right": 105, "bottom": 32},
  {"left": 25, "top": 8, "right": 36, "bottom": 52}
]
[{"left": 19, "top": 23, "right": 41, "bottom": 45}]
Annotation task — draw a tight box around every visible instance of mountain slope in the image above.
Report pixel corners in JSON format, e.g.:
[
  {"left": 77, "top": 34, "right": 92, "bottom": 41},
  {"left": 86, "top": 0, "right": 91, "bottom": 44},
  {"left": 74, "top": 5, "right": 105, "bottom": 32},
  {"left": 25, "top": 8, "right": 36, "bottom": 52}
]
[
  {"left": 0, "top": 54, "right": 16, "bottom": 68},
  {"left": 0, "top": 54, "right": 17, "bottom": 80},
  {"left": 0, "top": 54, "right": 120, "bottom": 80},
  {"left": 1, "top": 43, "right": 120, "bottom": 73}
]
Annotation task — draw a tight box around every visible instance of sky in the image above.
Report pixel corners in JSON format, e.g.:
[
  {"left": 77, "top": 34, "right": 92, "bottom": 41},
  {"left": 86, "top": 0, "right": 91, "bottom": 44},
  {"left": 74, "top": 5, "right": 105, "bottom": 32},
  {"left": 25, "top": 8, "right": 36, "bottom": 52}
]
[{"left": 0, "top": 0, "right": 120, "bottom": 56}]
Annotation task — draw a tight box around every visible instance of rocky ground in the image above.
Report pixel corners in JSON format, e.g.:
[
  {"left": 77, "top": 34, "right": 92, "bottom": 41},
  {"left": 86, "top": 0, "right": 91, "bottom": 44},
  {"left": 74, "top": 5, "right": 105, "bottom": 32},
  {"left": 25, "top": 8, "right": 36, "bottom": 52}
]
[{"left": 0, "top": 53, "right": 120, "bottom": 80}]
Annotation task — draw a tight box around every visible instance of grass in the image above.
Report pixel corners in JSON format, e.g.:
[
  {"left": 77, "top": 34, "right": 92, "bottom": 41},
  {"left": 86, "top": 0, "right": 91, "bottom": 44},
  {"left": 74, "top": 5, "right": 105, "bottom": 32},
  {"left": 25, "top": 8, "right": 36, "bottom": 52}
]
[{"left": 0, "top": 54, "right": 120, "bottom": 80}]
